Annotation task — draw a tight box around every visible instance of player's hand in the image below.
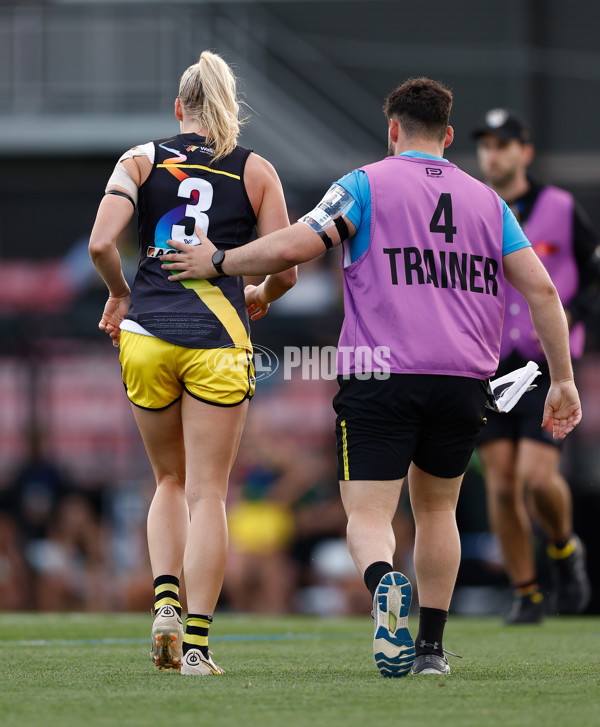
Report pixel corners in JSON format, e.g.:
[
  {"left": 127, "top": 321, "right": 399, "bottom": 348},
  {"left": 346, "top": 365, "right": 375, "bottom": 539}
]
[
  {"left": 99, "top": 293, "right": 130, "bottom": 348},
  {"left": 160, "top": 226, "right": 218, "bottom": 280},
  {"left": 245, "top": 284, "right": 270, "bottom": 320},
  {"left": 542, "top": 380, "right": 582, "bottom": 440}
]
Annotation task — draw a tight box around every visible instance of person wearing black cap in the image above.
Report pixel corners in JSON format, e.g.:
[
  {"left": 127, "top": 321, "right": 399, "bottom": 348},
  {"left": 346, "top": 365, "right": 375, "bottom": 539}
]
[{"left": 473, "top": 108, "right": 598, "bottom": 624}]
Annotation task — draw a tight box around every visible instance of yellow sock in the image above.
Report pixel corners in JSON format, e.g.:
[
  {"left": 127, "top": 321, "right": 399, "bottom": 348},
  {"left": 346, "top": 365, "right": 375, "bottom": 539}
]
[
  {"left": 184, "top": 614, "right": 212, "bottom": 657},
  {"left": 547, "top": 538, "right": 576, "bottom": 560},
  {"left": 153, "top": 575, "right": 181, "bottom": 615}
]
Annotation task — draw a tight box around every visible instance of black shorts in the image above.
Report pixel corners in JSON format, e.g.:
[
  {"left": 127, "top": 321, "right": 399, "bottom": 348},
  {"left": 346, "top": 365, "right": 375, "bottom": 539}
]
[
  {"left": 333, "top": 374, "right": 489, "bottom": 481},
  {"left": 476, "top": 353, "right": 560, "bottom": 449}
]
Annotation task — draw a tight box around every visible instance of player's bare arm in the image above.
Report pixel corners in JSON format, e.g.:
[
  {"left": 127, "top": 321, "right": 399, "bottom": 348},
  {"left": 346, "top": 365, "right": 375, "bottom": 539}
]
[
  {"left": 242, "top": 152, "right": 297, "bottom": 319},
  {"left": 89, "top": 148, "right": 154, "bottom": 344},
  {"left": 89, "top": 191, "right": 135, "bottom": 345}
]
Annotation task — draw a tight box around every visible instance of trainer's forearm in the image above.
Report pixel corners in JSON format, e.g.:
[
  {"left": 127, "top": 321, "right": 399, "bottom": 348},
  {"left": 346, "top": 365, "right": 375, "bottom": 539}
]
[
  {"left": 504, "top": 246, "right": 575, "bottom": 382},
  {"left": 222, "top": 223, "right": 325, "bottom": 276},
  {"left": 529, "top": 287, "right": 574, "bottom": 382}
]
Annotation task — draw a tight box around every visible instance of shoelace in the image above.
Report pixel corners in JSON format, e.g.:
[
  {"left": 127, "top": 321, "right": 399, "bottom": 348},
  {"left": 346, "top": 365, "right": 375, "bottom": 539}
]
[
  {"left": 443, "top": 648, "right": 462, "bottom": 659},
  {"left": 419, "top": 641, "right": 463, "bottom": 659}
]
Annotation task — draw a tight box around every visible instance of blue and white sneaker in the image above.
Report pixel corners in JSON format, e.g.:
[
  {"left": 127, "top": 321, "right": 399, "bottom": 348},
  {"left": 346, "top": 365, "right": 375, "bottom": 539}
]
[{"left": 372, "top": 571, "right": 414, "bottom": 677}]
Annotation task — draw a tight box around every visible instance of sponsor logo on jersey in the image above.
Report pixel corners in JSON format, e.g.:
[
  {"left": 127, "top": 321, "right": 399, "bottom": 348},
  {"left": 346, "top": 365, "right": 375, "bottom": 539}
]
[
  {"left": 147, "top": 246, "right": 177, "bottom": 258},
  {"left": 426, "top": 167, "right": 444, "bottom": 178},
  {"left": 185, "top": 144, "right": 215, "bottom": 155},
  {"left": 532, "top": 239, "right": 559, "bottom": 258}
]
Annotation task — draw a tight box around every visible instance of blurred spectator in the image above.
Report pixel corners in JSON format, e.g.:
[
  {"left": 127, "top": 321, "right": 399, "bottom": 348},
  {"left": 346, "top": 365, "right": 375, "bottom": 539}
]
[
  {"left": 8, "top": 427, "right": 66, "bottom": 545},
  {"left": 5, "top": 428, "right": 111, "bottom": 611},
  {"left": 28, "top": 493, "right": 108, "bottom": 611},
  {"left": 0, "top": 510, "right": 30, "bottom": 610},
  {"left": 107, "top": 480, "right": 155, "bottom": 612},
  {"left": 225, "top": 431, "right": 312, "bottom": 613}
]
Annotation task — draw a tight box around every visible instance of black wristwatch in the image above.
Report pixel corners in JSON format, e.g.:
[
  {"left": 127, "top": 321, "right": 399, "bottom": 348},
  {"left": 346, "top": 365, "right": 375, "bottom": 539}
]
[{"left": 211, "top": 249, "right": 228, "bottom": 276}]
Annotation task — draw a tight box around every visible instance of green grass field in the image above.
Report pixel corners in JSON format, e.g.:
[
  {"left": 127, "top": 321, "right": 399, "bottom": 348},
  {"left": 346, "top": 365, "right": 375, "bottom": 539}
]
[{"left": 1, "top": 613, "right": 599, "bottom": 727}]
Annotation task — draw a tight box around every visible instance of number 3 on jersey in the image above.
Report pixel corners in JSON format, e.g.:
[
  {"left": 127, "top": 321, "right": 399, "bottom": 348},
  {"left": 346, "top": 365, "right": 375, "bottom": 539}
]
[{"left": 170, "top": 177, "right": 213, "bottom": 245}]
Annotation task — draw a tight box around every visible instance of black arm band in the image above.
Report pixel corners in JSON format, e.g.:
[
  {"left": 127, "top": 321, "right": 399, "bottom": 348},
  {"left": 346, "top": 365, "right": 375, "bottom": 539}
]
[
  {"left": 334, "top": 216, "right": 349, "bottom": 242},
  {"left": 317, "top": 230, "right": 333, "bottom": 250},
  {"left": 105, "top": 190, "right": 136, "bottom": 209}
]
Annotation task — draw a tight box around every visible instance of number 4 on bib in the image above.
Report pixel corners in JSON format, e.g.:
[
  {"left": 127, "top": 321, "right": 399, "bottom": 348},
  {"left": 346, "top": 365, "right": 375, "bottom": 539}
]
[{"left": 429, "top": 193, "right": 456, "bottom": 243}]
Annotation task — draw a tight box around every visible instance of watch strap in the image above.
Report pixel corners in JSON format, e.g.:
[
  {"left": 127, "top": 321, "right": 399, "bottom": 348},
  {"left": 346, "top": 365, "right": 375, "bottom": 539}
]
[{"left": 212, "top": 249, "right": 227, "bottom": 276}]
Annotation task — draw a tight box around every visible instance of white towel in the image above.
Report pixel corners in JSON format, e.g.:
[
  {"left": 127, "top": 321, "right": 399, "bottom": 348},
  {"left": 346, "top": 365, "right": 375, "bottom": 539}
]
[{"left": 486, "top": 361, "right": 541, "bottom": 413}]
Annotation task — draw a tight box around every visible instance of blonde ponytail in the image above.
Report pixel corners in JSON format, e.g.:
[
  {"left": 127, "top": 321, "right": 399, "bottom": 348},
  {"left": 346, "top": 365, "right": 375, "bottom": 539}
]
[{"left": 178, "top": 51, "right": 245, "bottom": 160}]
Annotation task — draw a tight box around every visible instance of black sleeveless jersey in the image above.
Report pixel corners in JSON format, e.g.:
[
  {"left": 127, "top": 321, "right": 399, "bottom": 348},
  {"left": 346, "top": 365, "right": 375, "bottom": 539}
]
[{"left": 126, "top": 133, "right": 257, "bottom": 349}]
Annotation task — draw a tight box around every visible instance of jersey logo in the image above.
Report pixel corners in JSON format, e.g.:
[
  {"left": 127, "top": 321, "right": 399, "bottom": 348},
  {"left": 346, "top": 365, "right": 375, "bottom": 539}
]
[
  {"left": 147, "top": 246, "right": 177, "bottom": 258},
  {"left": 426, "top": 167, "right": 444, "bottom": 178},
  {"left": 532, "top": 239, "right": 559, "bottom": 258},
  {"left": 185, "top": 144, "right": 215, "bottom": 155}
]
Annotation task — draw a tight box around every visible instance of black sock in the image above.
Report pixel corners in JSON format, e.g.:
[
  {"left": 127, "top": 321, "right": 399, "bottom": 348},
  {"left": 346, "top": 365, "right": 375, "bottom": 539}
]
[
  {"left": 183, "top": 614, "right": 212, "bottom": 658},
  {"left": 153, "top": 575, "right": 182, "bottom": 617},
  {"left": 364, "top": 561, "right": 394, "bottom": 599},
  {"left": 416, "top": 607, "right": 448, "bottom": 656}
]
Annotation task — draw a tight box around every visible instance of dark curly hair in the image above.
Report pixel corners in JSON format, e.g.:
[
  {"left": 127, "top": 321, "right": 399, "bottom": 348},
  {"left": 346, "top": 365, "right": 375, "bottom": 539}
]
[{"left": 383, "top": 77, "right": 453, "bottom": 141}]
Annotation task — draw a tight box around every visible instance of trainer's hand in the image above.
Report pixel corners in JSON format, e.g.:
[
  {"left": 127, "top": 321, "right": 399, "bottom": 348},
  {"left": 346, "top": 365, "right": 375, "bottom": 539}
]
[
  {"left": 245, "top": 284, "right": 270, "bottom": 320},
  {"left": 542, "top": 380, "right": 582, "bottom": 440},
  {"left": 99, "top": 293, "right": 130, "bottom": 348},
  {"left": 159, "top": 226, "right": 218, "bottom": 281}
]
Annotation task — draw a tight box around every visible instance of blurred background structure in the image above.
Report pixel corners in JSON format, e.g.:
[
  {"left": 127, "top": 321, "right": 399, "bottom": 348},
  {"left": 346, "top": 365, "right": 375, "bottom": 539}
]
[{"left": 0, "top": 0, "right": 599, "bottom": 615}]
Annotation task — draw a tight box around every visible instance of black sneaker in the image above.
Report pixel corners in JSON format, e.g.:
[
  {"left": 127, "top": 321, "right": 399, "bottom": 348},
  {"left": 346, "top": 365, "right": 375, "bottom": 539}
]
[
  {"left": 412, "top": 652, "right": 451, "bottom": 675},
  {"left": 548, "top": 535, "right": 591, "bottom": 615},
  {"left": 503, "top": 591, "right": 545, "bottom": 624}
]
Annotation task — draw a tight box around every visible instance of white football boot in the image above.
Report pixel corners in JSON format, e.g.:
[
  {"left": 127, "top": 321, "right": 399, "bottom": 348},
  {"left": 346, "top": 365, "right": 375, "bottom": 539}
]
[{"left": 150, "top": 605, "right": 183, "bottom": 670}]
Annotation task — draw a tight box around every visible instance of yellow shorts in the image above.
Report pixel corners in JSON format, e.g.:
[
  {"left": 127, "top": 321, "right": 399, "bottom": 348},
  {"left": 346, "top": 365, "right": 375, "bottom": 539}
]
[{"left": 119, "top": 330, "right": 255, "bottom": 409}]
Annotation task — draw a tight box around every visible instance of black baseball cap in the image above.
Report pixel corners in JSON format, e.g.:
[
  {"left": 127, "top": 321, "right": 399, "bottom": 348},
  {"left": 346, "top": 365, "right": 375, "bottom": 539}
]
[{"left": 472, "top": 108, "right": 531, "bottom": 143}]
